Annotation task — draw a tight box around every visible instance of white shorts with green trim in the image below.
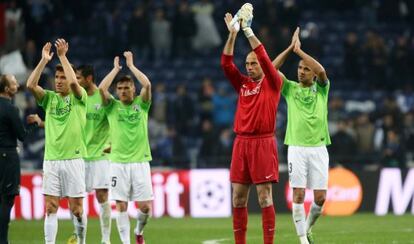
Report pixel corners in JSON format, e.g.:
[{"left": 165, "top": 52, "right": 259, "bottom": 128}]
[
  {"left": 85, "top": 159, "right": 111, "bottom": 192},
  {"left": 42, "top": 158, "right": 86, "bottom": 198},
  {"left": 287, "top": 146, "right": 329, "bottom": 190},
  {"left": 110, "top": 161, "right": 154, "bottom": 202}
]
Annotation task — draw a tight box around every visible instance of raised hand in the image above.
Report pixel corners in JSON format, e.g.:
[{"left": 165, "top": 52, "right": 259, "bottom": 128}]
[
  {"left": 54, "top": 38, "right": 69, "bottom": 57},
  {"left": 291, "top": 27, "right": 300, "bottom": 47},
  {"left": 124, "top": 51, "right": 134, "bottom": 67},
  {"left": 41, "top": 42, "right": 54, "bottom": 62},
  {"left": 293, "top": 36, "right": 302, "bottom": 53},
  {"left": 239, "top": 3, "right": 253, "bottom": 30},
  {"left": 114, "top": 56, "right": 122, "bottom": 71},
  {"left": 241, "top": 3, "right": 253, "bottom": 13},
  {"left": 224, "top": 13, "right": 239, "bottom": 33}
]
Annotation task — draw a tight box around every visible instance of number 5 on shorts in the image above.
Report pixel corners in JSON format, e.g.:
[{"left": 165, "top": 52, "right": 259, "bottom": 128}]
[{"left": 111, "top": 176, "right": 117, "bottom": 187}]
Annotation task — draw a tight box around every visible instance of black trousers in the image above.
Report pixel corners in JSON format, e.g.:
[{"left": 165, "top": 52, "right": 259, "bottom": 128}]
[
  {"left": 0, "top": 194, "right": 15, "bottom": 244},
  {"left": 0, "top": 149, "right": 20, "bottom": 244}
]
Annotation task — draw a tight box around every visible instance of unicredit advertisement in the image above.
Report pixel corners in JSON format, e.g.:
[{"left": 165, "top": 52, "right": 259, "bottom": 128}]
[
  {"left": 11, "top": 169, "right": 232, "bottom": 220},
  {"left": 11, "top": 168, "right": 414, "bottom": 219}
]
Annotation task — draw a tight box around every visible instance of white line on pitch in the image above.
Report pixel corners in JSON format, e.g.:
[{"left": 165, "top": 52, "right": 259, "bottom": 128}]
[{"left": 202, "top": 238, "right": 230, "bottom": 244}]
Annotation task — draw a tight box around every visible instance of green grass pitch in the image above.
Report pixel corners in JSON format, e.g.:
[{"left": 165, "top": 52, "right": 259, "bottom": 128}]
[{"left": 9, "top": 213, "right": 413, "bottom": 243}]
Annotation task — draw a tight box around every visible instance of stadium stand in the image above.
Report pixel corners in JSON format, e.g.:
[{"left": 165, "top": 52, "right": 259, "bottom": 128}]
[{"left": 1, "top": 0, "right": 413, "bottom": 169}]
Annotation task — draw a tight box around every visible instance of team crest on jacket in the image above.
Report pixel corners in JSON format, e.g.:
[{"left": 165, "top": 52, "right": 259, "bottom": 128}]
[
  {"left": 94, "top": 104, "right": 101, "bottom": 110},
  {"left": 132, "top": 104, "right": 140, "bottom": 112}
]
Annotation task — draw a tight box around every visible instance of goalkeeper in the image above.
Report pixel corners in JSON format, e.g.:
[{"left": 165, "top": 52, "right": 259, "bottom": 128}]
[{"left": 220, "top": 3, "right": 283, "bottom": 244}]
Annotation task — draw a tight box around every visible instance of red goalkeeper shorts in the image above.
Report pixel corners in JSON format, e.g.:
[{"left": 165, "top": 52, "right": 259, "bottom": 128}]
[{"left": 230, "top": 133, "right": 279, "bottom": 184}]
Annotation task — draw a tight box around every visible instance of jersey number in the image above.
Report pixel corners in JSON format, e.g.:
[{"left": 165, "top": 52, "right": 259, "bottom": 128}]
[
  {"left": 289, "top": 162, "right": 292, "bottom": 174},
  {"left": 111, "top": 176, "right": 117, "bottom": 187}
]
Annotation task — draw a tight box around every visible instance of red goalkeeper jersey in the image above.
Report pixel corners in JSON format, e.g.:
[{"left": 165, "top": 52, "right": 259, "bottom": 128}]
[{"left": 221, "top": 44, "right": 282, "bottom": 136}]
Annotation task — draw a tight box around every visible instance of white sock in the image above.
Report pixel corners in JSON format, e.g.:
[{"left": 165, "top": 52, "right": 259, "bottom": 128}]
[
  {"left": 70, "top": 212, "right": 77, "bottom": 234},
  {"left": 292, "top": 203, "right": 307, "bottom": 237},
  {"left": 116, "top": 211, "right": 130, "bottom": 244},
  {"left": 134, "top": 209, "right": 150, "bottom": 235},
  {"left": 99, "top": 201, "right": 112, "bottom": 242},
  {"left": 306, "top": 202, "right": 323, "bottom": 232},
  {"left": 44, "top": 213, "right": 58, "bottom": 244},
  {"left": 300, "top": 235, "right": 310, "bottom": 244},
  {"left": 74, "top": 212, "right": 87, "bottom": 244}
]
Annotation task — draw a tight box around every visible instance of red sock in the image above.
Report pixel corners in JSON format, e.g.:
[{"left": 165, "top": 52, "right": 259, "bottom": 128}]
[
  {"left": 233, "top": 207, "right": 248, "bottom": 244},
  {"left": 262, "top": 205, "right": 275, "bottom": 244}
]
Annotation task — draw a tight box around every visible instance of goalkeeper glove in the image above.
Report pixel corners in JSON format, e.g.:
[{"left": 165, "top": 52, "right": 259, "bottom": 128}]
[{"left": 239, "top": 3, "right": 255, "bottom": 38}]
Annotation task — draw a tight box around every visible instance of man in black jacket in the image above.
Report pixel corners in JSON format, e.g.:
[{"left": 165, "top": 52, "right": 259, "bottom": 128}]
[{"left": 0, "top": 74, "right": 40, "bottom": 244}]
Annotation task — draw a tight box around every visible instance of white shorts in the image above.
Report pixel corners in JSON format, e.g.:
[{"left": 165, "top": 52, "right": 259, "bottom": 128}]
[
  {"left": 85, "top": 159, "right": 111, "bottom": 192},
  {"left": 110, "top": 162, "right": 154, "bottom": 202},
  {"left": 287, "top": 146, "right": 329, "bottom": 190},
  {"left": 42, "top": 159, "right": 86, "bottom": 198}
]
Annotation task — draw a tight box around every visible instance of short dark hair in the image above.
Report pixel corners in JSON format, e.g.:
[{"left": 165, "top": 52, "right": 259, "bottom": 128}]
[
  {"left": 247, "top": 51, "right": 255, "bottom": 56},
  {"left": 55, "top": 63, "right": 76, "bottom": 73},
  {"left": 116, "top": 75, "right": 134, "bottom": 85},
  {"left": 77, "top": 65, "right": 95, "bottom": 82},
  {"left": 0, "top": 75, "right": 10, "bottom": 93}
]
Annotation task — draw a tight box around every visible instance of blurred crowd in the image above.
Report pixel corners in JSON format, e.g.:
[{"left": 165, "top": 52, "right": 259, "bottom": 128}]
[{"left": 0, "top": 0, "right": 414, "bottom": 170}]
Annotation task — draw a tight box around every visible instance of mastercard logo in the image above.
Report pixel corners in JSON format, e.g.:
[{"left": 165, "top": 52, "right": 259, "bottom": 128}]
[
  {"left": 324, "top": 167, "right": 363, "bottom": 216},
  {"left": 285, "top": 167, "right": 363, "bottom": 216}
]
